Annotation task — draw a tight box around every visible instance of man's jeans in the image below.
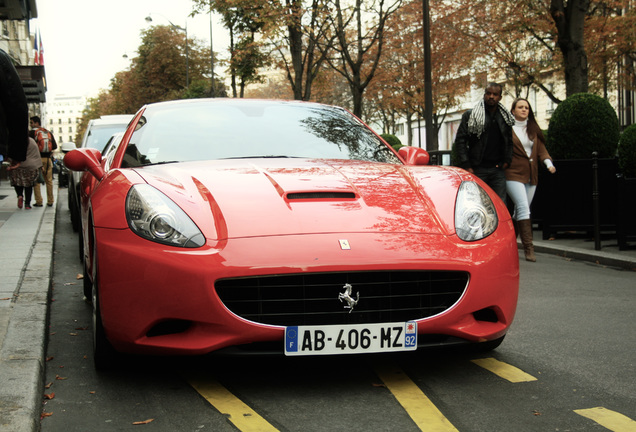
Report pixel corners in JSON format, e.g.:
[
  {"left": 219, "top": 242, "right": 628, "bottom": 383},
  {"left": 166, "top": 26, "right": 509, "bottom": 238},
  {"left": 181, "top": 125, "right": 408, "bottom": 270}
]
[{"left": 473, "top": 166, "right": 507, "bottom": 203}]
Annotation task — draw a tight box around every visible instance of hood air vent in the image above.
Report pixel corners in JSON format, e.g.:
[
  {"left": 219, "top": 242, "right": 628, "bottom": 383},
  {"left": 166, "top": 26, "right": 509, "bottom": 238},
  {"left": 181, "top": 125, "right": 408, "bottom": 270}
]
[{"left": 286, "top": 192, "right": 356, "bottom": 200}]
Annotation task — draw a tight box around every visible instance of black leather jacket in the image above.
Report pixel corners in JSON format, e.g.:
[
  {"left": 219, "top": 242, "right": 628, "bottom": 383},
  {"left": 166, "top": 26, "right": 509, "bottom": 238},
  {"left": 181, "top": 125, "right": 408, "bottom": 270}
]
[
  {"left": 0, "top": 49, "right": 28, "bottom": 162},
  {"left": 453, "top": 109, "right": 513, "bottom": 170}
]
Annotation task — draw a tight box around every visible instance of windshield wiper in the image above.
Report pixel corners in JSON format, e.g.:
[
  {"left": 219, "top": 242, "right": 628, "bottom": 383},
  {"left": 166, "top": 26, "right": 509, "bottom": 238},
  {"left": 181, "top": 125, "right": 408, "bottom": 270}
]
[{"left": 144, "top": 160, "right": 180, "bottom": 166}]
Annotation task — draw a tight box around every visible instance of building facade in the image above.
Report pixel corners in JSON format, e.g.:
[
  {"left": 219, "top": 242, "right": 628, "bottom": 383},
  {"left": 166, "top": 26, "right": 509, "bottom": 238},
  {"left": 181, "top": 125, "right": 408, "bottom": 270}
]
[{"left": 44, "top": 95, "right": 87, "bottom": 145}]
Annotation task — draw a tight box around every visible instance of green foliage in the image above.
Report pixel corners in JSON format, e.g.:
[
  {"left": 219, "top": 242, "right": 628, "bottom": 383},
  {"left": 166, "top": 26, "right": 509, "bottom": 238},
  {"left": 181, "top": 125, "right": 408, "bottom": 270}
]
[
  {"left": 546, "top": 93, "right": 620, "bottom": 159},
  {"left": 618, "top": 124, "right": 636, "bottom": 178},
  {"left": 381, "top": 134, "right": 402, "bottom": 148}
]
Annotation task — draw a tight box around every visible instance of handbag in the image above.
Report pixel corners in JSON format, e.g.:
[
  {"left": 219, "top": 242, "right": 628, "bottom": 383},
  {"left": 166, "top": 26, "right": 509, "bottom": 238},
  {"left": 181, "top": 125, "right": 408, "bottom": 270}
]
[{"left": 37, "top": 169, "right": 45, "bottom": 184}]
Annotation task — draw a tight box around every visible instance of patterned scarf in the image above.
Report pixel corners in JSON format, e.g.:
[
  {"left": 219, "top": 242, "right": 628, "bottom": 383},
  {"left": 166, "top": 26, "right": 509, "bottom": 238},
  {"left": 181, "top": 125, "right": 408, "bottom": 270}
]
[{"left": 467, "top": 100, "right": 516, "bottom": 138}]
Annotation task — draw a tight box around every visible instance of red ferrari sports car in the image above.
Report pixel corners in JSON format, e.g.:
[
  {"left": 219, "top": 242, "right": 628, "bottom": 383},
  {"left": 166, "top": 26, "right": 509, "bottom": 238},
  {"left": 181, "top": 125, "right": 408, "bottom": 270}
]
[{"left": 64, "top": 99, "right": 519, "bottom": 369}]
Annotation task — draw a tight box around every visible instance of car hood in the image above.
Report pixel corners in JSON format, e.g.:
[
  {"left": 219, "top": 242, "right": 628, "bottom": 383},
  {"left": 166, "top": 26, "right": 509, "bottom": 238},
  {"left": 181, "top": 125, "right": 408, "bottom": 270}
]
[{"left": 134, "top": 158, "right": 459, "bottom": 240}]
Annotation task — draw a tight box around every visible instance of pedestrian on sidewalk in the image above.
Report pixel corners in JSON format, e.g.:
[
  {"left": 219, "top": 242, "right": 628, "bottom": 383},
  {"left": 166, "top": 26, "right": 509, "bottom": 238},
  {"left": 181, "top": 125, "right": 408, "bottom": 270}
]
[
  {"left": 506, "top": 97, "right": 556, "bottom": 262},
  {"left": 0, "top": 48, "right": 29, "bottom": 168},
  {"left": 7, "top": 136, "right": 42, "bottom": 209},
  {"left": 453, "top": 82, "right": 515, "bottom": 203},
  {"left": 30, "top": 115, "right": 57, "bottom": 207}
]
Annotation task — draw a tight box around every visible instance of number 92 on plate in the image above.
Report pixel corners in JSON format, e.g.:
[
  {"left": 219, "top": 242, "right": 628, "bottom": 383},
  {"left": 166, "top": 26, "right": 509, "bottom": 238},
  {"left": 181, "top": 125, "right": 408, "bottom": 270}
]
[{"left": 285, "top": 321, "right": 417, "bottom": 356}]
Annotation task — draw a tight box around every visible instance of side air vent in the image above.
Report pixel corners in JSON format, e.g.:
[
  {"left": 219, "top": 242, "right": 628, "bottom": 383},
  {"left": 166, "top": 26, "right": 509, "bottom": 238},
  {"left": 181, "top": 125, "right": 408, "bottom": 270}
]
[{"left": 286, "top": 192, "right": 356, "bottom": 200}]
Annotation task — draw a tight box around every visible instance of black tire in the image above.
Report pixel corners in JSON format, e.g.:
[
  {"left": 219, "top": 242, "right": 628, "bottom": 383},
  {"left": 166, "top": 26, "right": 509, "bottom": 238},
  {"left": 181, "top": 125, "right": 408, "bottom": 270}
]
[
  {"left": 83, "top": 260, "right": 92, "bottom": 302},
  {"left": 58, "top": 171, "right": 68, "bottom": 188},
  {"left": 67, "top": 179, "right": 72, "bottom": 210},
  {"left": 70, "top": 186, "right": 80, "bottom": 232},
  {"left": 78, "top": 226, "right": 84, "bottom": 262},
  {"left": 91, "top": 230, "right": 118, "bottom": 370}
]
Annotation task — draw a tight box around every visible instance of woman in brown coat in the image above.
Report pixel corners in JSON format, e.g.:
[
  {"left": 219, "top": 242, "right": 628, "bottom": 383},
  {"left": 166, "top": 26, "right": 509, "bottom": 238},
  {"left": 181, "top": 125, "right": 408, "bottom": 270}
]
[
  {"left": 506, "top": 98, "right": 556, "bottom": 261},
  {"left": 7, "top": 137, "right": 42, "bottom": 209}
]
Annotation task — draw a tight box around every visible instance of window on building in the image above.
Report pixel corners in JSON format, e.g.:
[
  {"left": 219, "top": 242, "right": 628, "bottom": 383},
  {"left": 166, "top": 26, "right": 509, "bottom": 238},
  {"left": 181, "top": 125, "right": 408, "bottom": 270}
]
[{"left": 546, "top": 84, "right": 555, "bottom": 115}]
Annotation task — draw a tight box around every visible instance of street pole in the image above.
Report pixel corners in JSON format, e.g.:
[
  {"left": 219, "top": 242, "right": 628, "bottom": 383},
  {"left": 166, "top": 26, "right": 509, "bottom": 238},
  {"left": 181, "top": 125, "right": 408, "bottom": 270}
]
[
  {"left": 422, "top": 0, "right": 437, "bottom": 154},
  {"left": 209, "top": 3, "right": 216, "bottom": 97},
  {"left": 185, "top": 22, "right": 189, "bottom": 89}
]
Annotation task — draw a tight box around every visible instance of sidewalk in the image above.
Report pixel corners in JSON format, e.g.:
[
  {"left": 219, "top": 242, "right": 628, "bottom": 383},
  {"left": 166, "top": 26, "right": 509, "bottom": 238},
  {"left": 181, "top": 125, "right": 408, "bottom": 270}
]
[
  {"left": 0, "top": 179, "right": 56, "bottom": 432},
  {"left": 0, "top": 178, "right": 634, "bottom": 432},
  {"left": 532, "top": 228, "right": 636, "bottom": 270}
]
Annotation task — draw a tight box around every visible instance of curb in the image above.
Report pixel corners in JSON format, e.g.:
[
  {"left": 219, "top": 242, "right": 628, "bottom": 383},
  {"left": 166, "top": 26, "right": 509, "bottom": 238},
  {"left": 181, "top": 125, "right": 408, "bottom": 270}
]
[
  {"left": 0, "top": 201, "right": 56, "bottom": 432},
  {"left": 530, "top": 241, "right": 636, "bottom": 271}
]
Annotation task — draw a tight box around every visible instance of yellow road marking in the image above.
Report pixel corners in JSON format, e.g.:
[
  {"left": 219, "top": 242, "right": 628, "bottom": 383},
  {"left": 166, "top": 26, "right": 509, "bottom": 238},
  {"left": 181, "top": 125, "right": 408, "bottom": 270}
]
[
  {"left": 575, "top": 407, "right": 636, "bottom": 432},
  {"left": 374, "top": 363, "right": 459, "bottom": 432},
  {"left": 185, "top": 374, "right": 279, "bottom": 432},
  {"left": 471, "top": 357, "right": 537, "bottom": 383}
]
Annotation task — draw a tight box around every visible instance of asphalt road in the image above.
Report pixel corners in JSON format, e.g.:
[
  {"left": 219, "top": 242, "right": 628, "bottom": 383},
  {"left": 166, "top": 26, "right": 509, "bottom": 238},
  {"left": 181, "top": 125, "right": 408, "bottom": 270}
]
[{"left": 40, "top": 189, "right": 636, "bottom": 432}]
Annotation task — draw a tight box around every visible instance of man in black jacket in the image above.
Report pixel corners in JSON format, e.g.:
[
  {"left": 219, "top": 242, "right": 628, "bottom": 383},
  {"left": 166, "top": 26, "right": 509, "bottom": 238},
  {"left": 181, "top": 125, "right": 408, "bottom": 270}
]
[
  {"left": 0, "top": 48, "right": 28, "bottom": 167},
  {"left": 453, "top": 82, "right": 515, "bottom": 202}
]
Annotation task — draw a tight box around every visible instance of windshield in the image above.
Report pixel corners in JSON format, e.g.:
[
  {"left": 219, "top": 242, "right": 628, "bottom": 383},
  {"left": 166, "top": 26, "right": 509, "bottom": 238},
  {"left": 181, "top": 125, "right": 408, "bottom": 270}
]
[
  {"left": 122, "top": 102, "right": 400, "bottom": 168},
  {"left": 83, "top": 124, "right": 130, "bottom": 151}
]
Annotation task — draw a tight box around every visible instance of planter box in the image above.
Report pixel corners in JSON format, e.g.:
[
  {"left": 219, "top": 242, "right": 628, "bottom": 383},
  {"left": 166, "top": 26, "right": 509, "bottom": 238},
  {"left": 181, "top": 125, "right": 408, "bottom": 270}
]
[
  {"left": 531, "top": 158, "right": 618, "bottom": 240},
  {"left": 617, "top": 175, "right": 636, "bottom": 250}
]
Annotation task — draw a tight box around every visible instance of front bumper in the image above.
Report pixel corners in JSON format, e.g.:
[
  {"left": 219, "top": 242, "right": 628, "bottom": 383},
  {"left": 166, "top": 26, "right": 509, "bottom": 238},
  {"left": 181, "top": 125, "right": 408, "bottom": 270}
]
[{"left": 96, "top": 227, "right": 519, "bottom": 355}]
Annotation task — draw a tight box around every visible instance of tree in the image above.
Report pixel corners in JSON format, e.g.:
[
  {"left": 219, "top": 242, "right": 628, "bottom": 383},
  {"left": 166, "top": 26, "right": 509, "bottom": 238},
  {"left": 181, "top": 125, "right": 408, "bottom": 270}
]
[
  {"left": 322, "top": 0, "right": 403, "bottom": 117},
  {"left": 445, "top": 0, "right": 635, "bottom": 101},
  {"left": 364, "top": 0, "right": 475, "bottom": 144},
  {"left": 76, "top": 24, "right": 223, "bottom": 139},
  {"left": 192, "top": 0, "right": 271, "bottom": 97},
  {"left": 269, "top": 0, "right": 335, "bottom": 101},
  {"left": 550, "top": 0, "right": 590, "bottom": 96}
]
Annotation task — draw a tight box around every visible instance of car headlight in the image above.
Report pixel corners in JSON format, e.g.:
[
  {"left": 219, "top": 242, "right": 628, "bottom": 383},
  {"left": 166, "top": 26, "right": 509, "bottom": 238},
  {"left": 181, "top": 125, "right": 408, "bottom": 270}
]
[
  {"left": 455, "top": 181, "right": 498, "bottom": 241},
  {"left": 126, "top": 184, "right": 205, "bottom": 247}
]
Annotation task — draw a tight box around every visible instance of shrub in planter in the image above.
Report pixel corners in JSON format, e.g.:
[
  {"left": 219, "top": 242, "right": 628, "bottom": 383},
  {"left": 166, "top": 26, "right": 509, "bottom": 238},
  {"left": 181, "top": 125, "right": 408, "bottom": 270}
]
[
  {"left": 534, "top": 93, "right": 620, "bottom": 240},
  {"left": 381, "top": 134, "right": 402, "bottom": 149},
  {"left": 617, "top": 124, "right": 636, "bottom": 249},
  {"left": 618, "top": 124, "right": 636, "bottom": 178},
  {"left": 546, "top": 93, "right": 619, "bottom": 159}
]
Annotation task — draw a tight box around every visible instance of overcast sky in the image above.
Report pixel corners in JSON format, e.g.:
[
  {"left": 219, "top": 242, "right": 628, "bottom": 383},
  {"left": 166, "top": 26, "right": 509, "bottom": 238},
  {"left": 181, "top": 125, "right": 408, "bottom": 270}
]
[{"left": 32, "top": 0, "right": 229, "bottom": 99}]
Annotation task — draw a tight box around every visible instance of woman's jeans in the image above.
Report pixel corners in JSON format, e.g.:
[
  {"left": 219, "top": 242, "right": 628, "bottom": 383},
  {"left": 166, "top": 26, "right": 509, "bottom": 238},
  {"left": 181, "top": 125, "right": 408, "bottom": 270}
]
[{"left": 506, "top": 180, "right": 536, "bottom": 221}]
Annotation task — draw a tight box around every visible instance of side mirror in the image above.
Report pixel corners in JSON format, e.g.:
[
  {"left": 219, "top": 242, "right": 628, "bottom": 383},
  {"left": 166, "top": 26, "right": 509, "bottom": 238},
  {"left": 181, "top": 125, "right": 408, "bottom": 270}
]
[
  {"left": 398, "top": 146, "right": 430, "bottom": 166},
  {"left": 64, "top": 148, "right": 105, "bottom": 180}
]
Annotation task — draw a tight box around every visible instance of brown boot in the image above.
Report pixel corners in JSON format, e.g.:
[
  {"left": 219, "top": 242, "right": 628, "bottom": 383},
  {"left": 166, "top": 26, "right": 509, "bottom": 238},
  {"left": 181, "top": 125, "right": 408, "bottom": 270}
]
[{"left": 518, "top": 219, "right": 536, "bottom": 262}]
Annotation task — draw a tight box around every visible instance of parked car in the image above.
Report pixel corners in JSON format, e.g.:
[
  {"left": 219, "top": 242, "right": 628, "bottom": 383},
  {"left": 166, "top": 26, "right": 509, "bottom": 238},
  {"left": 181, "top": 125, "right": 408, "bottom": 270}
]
[
  {"left": 64, "top": 99, "right": 519, "bottom": 369},
  {"left": 74, "top": 132, "right": 126, "bottom": 264},
  {"left": 58, "top": 142, "right": 77, "bottom": 188},
  {"left": 68, "top": 115, "right": 133, "bottom": 232}
]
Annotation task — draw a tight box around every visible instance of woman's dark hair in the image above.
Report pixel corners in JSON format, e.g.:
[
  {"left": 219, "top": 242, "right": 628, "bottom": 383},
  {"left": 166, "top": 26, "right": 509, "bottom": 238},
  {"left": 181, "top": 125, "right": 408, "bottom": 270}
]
[{"left": 511, "top": 98, "right": 545, "bottom": 143}]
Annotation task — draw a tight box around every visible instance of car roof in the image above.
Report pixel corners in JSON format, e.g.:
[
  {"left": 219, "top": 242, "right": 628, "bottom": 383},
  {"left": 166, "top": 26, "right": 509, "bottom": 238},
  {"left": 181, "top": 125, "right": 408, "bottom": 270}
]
[
  {"left": 87, "top": 114, "right": 134, "bottom": 126},
  {"left": 140, "top": 98, "right": 339, "bottom": 113}
]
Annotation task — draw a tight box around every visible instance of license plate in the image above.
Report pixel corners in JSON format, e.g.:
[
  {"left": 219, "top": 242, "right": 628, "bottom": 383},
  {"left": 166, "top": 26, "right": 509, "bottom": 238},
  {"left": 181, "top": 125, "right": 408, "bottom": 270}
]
[{"left": 284, "top": 321, "right": 417, "bottom": 356}]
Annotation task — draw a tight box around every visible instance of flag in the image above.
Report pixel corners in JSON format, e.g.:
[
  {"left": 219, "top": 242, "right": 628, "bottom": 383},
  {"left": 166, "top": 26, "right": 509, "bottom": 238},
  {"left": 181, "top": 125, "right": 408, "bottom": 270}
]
[
  {"left": 33, "top": 31, "right": 39, "bottom": 65},
  {"left": 38, "top": 32, "right": 44, "bottom": 65}
]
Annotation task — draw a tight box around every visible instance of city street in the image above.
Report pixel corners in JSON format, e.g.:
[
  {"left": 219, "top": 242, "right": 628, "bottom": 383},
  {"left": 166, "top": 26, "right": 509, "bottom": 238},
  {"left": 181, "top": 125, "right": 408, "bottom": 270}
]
[{"left": 39, "top": 188, "right": 636, "bottom": 432}]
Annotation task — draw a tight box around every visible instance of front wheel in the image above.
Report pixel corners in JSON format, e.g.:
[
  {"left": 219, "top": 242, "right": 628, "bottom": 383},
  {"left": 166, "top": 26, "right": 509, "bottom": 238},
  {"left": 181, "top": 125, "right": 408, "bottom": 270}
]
[{"left": 91, "top": 233, "right": 118, "bottom": 371}]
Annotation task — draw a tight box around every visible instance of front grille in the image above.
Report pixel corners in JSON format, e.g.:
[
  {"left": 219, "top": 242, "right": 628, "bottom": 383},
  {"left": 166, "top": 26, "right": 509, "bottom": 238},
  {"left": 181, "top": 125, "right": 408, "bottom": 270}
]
[{"left": 215, "top": 271, "right": 468, "bottom": 327}]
